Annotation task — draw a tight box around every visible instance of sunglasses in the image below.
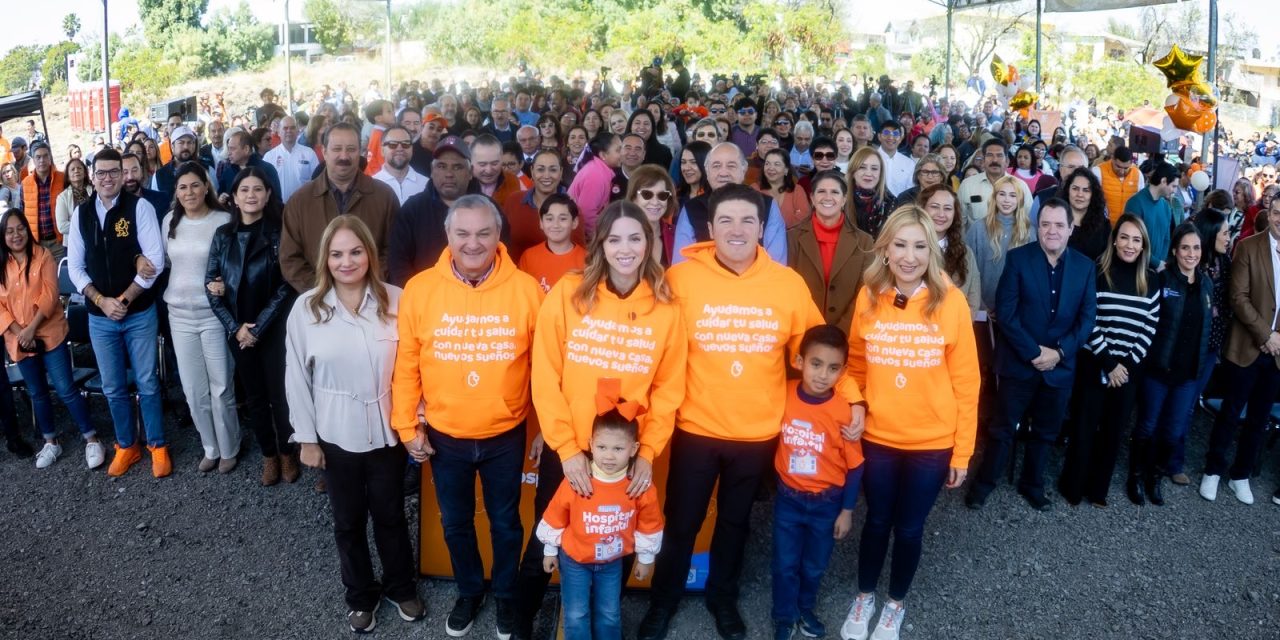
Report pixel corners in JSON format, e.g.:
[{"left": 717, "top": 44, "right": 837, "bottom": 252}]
[
  {"left": 710, "top": 108, "right": 727, "bottom": 114},
  {"left": 812, "top": 151, "right": 837, "bottom": 160},
  {"left": 638, "top": 189, "right": 672, "bottom": 202},
  {"left": 880, "top": 130, "right": 902, "bottom": 137},
  {"left": 774, "top": 119, "right": 792, "bottom": 126},
  {"left": 737, "top": 108, "right": 756, "bottom": 115},
  {"left": 382, "top": 141, "right": 413, "bottom": 149}
]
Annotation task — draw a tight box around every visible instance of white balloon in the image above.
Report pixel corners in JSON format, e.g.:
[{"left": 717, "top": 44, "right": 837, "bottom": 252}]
[
  {"left": 1190, "top": 170, "right": 1210, "bottom": 191},
  {"left": 1164, "top": 94, "right": 1180, "bottom": 108},
  {"left": 1161, "top": 115, "right": 1182, "bottom": 141}
]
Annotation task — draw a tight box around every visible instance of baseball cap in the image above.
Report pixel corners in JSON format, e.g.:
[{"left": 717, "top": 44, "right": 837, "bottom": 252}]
[
  {"left": 423, "top": 112, "right": 449, "bottom": 129},
  {"left": 171, "top": 126, "right": 197, "bottom": 141},
  {"left": 435, "top": 135, "right": 470, "bottom": 160},
  {"left": 11, "top": 137, "right": 27, "bottom": 148}
]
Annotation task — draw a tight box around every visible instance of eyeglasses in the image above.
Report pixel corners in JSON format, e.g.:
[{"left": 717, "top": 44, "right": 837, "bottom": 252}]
[
  {"left": 710, "top": 108, "right": 727, "bottom": 114},
  {"left": 94, "top": 169, "right": 122, "bottom": 179},
  {"left": 774, "top": 120, "right": 791, "bottom": 126},
  {"left": 382, "top": 140, "right": 412, "bottom": 149},
  {"left": 812, "top": 151, "right": 837, "bottom": 160},
  {"left": 918, "top": 169, "right": 945, "bottom": 178},
  {"left": 737, "top": 108, "right": 756, "bottom": 115},
  {"left": 638, "top": 189, "right": 672, "bottom": 202}
]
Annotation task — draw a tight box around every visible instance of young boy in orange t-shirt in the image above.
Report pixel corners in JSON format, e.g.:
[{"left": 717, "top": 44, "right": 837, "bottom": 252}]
[
  {"left": 772, "top": 324, "right": 864, "bottom": 640},
  {"left": 536, "top": 379, "right": 663, "bottom": 640},
  {"left": 517, "top": 193, "right": 586, "bottom": 293}
]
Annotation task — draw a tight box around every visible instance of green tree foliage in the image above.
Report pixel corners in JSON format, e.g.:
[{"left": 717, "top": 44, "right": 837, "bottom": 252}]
[
  {"left": 199, "top": 2, "right": 277, "bottom": 75},
  {"left": 112, "top": 43, "right": 184, "bottom": 106},
  {"left": 0, "top": 45, "right": 49, "bottom": 94},
  {"left": 304, "top": 0, "right": 359, "bottom": 54},
  {"left": 41, "top": 41, "right": 82, "bottom": 90},
  {"left": 72, "top": 35, "right": 122, "bottom": 84},
  {"left": 62, "top": 14, "right": 82, "bottom": 40},
  {"left": 137, "top": 0, "right": 209, "bottom": 44},
  {"left": 1070, "top": 60, "right": 1167, "bottom": 111}
]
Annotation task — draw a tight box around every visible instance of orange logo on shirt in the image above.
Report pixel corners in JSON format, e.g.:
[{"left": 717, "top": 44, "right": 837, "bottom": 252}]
[
  {"left": 730, "top": 361, "right": 744, "bottom": 378},
  {"left": 466, "top": 371, "right": 480, "bottom": 388},
  {"left": 114, "top": 218, "right": 130, "bottom": 238}
]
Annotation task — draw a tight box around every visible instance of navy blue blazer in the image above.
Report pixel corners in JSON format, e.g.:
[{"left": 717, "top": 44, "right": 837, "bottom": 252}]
[{"left": 994, "top": 242, "right": 1097, "bottom": 388}]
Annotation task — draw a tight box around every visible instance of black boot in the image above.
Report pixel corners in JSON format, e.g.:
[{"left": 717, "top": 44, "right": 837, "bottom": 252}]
[
  {"left": 1146, "top": 441, "right": 1167, "bottom": 506},
  {"left": 1126, "top": 438, "right": 1147, "bottom": 506}
]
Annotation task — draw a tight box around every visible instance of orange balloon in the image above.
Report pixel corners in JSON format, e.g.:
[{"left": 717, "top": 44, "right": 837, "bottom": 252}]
[{"left": 1165, "top": 94, "right": 1217, "bottom": 134}]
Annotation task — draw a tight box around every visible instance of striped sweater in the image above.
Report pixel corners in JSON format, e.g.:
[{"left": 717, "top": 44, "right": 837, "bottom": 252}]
[{"left": 1086, "top": 260, "right": 1161, "bottom": 371}]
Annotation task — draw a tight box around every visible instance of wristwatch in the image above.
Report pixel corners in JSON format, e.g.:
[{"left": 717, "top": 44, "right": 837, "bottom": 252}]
[{"left": 119, "top": 297, "right": 131, "bottom": 308}]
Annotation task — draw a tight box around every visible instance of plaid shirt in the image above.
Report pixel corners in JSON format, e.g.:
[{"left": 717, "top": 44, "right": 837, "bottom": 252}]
[{"left": 34, "top": 173, "right": 54, "bottom": 239}]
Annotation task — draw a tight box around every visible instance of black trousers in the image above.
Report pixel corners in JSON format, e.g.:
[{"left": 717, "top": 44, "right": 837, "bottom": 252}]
[
  {"left": 231, "top": 324, "right": 293, "bottom": 457},
  {"left": 321, "top": 441, "right": 417, "bottom": 611},
  {"left": 1205, "top": 354, "right": 1280, "bottom": 480},
  {"left": 649, "top": 429, "right": 778, "bottom": 609},
  {"left": 1058, "top": 353, "right": 1139, "bottom": 503},
  {"left": 972, "top": 374, "right": 1072, "bottom": 500}
]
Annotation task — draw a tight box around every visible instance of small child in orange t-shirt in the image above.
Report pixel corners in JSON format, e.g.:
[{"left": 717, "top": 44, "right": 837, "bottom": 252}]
[
  {"left": 518, "top": 193, "right": 586, "bottom": 293},
  {"left": 772, "top": 324, "right": 864, "bottom": 640},
  {"left": 536, "top": 379, "right": 663, "bottom": 640}
]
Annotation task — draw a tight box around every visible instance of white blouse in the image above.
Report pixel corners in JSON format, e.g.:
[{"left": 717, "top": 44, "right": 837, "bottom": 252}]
[
  {"left": 161, "top": 209, "right": 232, "bottom": 312},
  {"left": 285, "top": 284, "right": 402, "bottom": 453}
]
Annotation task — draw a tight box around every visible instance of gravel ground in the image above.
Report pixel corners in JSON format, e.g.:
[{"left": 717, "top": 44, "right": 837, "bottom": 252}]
[{"left": 1, "top": 395, "right": 1277, "bottom": 640}]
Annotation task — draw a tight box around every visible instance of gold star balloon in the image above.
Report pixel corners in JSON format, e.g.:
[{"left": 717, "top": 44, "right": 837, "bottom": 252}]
[{"left": 1153, "top": 44, "right": 1205, "bottom": 88}]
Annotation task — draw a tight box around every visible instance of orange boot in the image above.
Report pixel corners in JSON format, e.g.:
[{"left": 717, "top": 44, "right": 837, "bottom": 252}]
[
  {"left": 148, "top": 445, "right": 172, "bottom": 478},
  {"left": 107, "top": 444, "right": 143, "bottom": 477}
]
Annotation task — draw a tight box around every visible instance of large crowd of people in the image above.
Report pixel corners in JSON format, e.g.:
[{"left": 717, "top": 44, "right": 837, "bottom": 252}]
[{"left": 1, "top": 62, "right": 1279, "bottom": 640}]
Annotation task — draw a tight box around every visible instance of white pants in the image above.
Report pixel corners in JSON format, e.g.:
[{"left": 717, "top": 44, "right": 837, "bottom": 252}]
[{"left": 169, "top": 307, "right": 240, "bottom": 459}]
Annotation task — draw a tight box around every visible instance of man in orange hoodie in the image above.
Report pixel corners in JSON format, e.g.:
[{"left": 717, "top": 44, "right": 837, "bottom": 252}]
[
  {"left": 391, "top": 194, "right": 543, "bottom": 639},
  {"left": 638, "top": 184, "right": 865, "bottom": 640}
]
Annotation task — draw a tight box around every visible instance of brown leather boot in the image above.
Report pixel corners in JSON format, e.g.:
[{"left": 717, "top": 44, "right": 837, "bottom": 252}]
[
  {"left": 261, "top": 456, "right": 281, "bottom": 486},
  {"left": 280, "top": 452, "right": 301, "bottom": 484}
]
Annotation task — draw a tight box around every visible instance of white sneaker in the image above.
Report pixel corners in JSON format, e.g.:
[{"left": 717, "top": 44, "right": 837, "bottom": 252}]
[
  {"left": 1199, "top": 474, "right": 1220, "bottom": 501},
  {"left": 870, "top": 600, "right": 905, "bottom": 640},
  {"left": 840, "top": 593, "right": 876, "bottom": 640},
  {"left": 35, "top": 442, "right": 62, "bottom": 469},
  {"left": 85, "top": 441, "right": 105, "bottom": 469},
  {"left": 1227, "top": 478, "right": 1254, "bottom": 505}
]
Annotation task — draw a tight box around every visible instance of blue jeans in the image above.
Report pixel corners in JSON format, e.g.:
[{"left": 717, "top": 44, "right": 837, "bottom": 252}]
[
  {"left": 1170, "top": 352, "right": 1219, "bottom": 474},
  {"left": 1135, "top": 374, "right": 1199, "bottom": 470},
  {"left": 16, "top": 342, "right": 95, "bottom": 440},
  {"left": 858, "top": 440, "right": 950, "bottom": 601},
  {"left": 88, "top": 306, "right": 164, "bottom": 447},
  {"left": 558, "top": 551, "right": 622, "bottom": 640},
  {"left": 426, "top": 422, "right": 525, "bottom": 600},
  {"left": 771, "top": 474, "right": 861, "bottom": 624}
]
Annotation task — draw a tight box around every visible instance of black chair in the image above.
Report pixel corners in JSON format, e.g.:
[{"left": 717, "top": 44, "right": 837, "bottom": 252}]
[{"left": 64, "top": 302, "right": 143, "bottom": 433}]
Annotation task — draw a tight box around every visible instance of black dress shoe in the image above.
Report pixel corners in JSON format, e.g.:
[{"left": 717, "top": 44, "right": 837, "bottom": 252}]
[
  {"left": 706, "top": 601, "right": 747, "bottom": 640},
  {"left": 637, "top": 604, "right": 676, "bottom": 640},
  {"left": 964, "top": 489, "right": 988, "bottom": 510},
  {"left": 6, "top": 437, "right": 33, "bottom": 458},
  {"left": 1018, "top": 489, "right": 1053, "bottom": 511},
  {"left": 1126, "top": 474, "right": 1146, "bottom": 506},
  {"left": 1145, "top": 474, "right": 1165, "bottom": 506}
]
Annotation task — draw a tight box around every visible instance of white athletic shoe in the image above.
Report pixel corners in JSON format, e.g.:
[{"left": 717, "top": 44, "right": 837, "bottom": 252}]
[
  {"left": 839, "top": 592, "right": 876, "bottom": 640},
  {"left": 1227, "top": 478, "right": 1254, "bottom": 505},
  {"left": 85, "top": 441, "right": 105, "bottom": 469},
  {"left": 870, "top": 600, "right": 905, "bottom": 640},
  {"left": 35, "top": 442, "right": 62, "bottom": 469},
  {"left": 1199, "top": 474, "right": 1220, "bottom": 501}
]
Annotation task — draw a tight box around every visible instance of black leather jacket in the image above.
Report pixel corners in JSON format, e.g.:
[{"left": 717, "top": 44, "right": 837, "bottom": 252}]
[
  {"left": 1147, "top": 267, "right": 1212, "bottom": 379},
  {"left": 205, "top": 215, "right": 295, "bottom": 340}
]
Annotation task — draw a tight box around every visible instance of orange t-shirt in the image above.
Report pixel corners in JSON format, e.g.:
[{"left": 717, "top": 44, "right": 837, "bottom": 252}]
[
  {"left": 775, "top": 380, "right": 863, "bottom": 495},
  {"left": 518, "top": 243, "right": 586, "bottom": 293},
  {"left": 364, "top": 127, "right": 385, "bottom": 176},
  {"left": 538, "top": 474, "right": 664, "bottom": 565}
]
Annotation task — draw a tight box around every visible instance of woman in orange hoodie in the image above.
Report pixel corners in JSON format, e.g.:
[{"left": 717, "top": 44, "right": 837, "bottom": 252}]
[
  {"left": 516, "top": 200, "right": 687, "bottom": 637},
  {"left": 838, "top": 205, "right": 979, "bottom": 640}
]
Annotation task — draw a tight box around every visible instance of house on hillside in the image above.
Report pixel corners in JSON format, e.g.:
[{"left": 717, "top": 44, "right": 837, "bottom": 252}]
[
  {"left": 276, "top": 23, "right": 323, "bottom": 63},
  {"left": 1223, "top": 57, "right": 1280, "bottom": 127}
]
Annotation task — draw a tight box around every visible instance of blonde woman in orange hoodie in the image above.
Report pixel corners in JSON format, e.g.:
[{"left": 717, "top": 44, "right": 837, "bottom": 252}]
[
  {"left": 515, "top": 200, "right": 687, "bottom": 637},
  {"left": 839, "top": 206, "right": 979, "bottom": 640}
]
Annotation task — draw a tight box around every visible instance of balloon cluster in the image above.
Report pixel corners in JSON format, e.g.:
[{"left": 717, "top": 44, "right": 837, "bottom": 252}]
[
  {"left": 990, "top": 54, "right": 1038, "bottom": 118},
  {"left": 1154, "top": 44, "right": 1217, "bottom": 137}
]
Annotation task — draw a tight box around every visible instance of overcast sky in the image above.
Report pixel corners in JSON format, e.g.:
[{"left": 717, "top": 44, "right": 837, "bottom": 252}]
[{"left": 5, "top": 0, "right": 1278, "bottom": 60}]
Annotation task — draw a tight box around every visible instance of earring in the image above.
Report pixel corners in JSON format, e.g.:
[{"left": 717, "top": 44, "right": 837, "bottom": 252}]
[{"left": 881, "top": 255, "right": 889, "bottom": 265}]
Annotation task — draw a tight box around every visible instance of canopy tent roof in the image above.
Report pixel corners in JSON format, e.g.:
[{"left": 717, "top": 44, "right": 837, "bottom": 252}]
[{"left": 0, "top": 91, "right": 45, "bottom": 123}]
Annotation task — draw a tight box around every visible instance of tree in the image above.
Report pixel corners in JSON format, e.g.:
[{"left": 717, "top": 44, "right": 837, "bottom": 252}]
[
  {"left": 112, "top": 43, "right": 183, "bottom": 107},
  {"left": 137, "top": 0, "right": 208, "bottom": 45},
  {"left": 62, "top": 13, "right": 82, "bottom": 40},
  {"left": 200, "top": 2, "right": 276, "bottom": 75},
  {"left": 304, "top": 0, "right": 358, "bottom": 54},
  {"left": 0, "top": 45, "right": 49, "bottom": 94},
  {"left": 41, "top": 41, "right": 82, "bottom": 91},
  {"left": 952, "top": 6, "right": 1032, "bottom": 82}
]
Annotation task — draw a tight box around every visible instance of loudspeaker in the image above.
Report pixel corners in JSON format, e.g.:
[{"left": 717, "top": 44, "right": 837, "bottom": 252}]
[{"left": 149, "top": 96, "right": 197, "bottom": 123}]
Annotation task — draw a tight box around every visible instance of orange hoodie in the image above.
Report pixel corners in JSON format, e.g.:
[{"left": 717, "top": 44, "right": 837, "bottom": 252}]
[
  {"left": 667, "top": 242, "right": 863, "bottom": 442},
  {"left": 391, "top": 243, "right": 544, "bottom": 440},
  {"left": 531, "top": 273, "right": 688, "bottom": 463},
  {"left": 847, "top": 284, "right": 980, "bottom": 468}
]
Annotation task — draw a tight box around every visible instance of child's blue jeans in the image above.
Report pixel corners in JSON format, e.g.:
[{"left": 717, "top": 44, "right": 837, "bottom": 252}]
[
  {"left": 558, "top": 550, "right": 622, "bottom": 640},
  {"left": 771, "top": 470, "right": 862, "bottom": 624}
]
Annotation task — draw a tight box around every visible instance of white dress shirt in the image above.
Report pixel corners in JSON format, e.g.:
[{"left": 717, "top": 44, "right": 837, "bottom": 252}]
[
  {"left": 285, "top": 285, "right": 404, "bottom": 453},
  {"left": 262, "top": 142, "right": 320, "bottom": 202},
  {"left": 372, "top": 166, "right": 429, "bottom": 205},
  {"left": 67, "top": 192, "right": 166, "bottom": 294},
  {"left": 1269, "top": 234, "right": 1280, "bottom": 331},
  {"left": 878, "top": 147, "right": 916, "bottom": 197}
]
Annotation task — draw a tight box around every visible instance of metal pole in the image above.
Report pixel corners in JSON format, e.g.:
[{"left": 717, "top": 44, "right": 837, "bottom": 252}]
[
  {"left": 102, "top": 0, "right": 111, "bottom": 143},
  {"left": 384, "top": 0, "right": 392, "bottom": 94},
  {"left": 284, "top": 0, "right": 294, "bottom": 113},
  {"left": 1035, "top": 0, "right": 1042, "bottom": 94},
  {"left": 945, "top": 3, "right": 953, "bottom": 100},
  {"left": 1202, "top": 0, "right": 1218, "bottom": 177}
]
